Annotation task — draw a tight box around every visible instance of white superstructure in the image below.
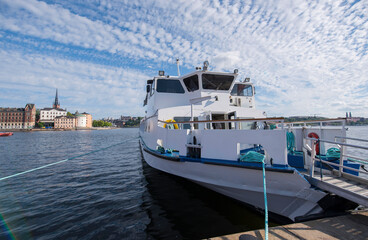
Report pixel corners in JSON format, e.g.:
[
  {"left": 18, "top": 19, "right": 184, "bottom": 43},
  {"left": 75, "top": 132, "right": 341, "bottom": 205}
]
[
  {"left": 139, "top": 62, "right": 352, "bottom": 221},
  {"left": 40, "top": 108, "right": 67, "bottom": 123}
]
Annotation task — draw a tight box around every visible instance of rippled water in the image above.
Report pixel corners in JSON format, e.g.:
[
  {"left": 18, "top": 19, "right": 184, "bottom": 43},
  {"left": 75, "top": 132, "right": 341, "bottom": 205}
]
[
  {"left": 0, "top": 128, "right": 273, "bottom": 239},
  {"left": 0, "top": 127, "right": 367, "bottom": 239}
]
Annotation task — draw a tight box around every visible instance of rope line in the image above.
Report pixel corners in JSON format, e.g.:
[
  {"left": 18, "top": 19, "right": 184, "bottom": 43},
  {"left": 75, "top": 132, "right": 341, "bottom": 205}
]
[
  {"left": 0, "top": 137, "right": 137, "bottom": 182},
  {"left": 262, "top": 160, "right": 268, "bottom": 240},
  {"left": 286, "top": 131, "right": 295, "bottom": 153},
  {"left": 239, "top": 151, "right": 268, "bottom": 240}
]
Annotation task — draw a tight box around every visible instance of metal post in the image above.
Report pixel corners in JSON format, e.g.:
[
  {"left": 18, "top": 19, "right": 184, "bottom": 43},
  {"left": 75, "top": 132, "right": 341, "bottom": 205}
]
[
  {"left": 310, "top": 140, "right": 315, "bottom": 178},
  {"left": 339, "top": 142, "right": 344, "bottom": 177},
  {"left": 318, "top": 140, "right": 323, "bottom": 180},
  {"left": 190, "top": 103, "right": 194, "bottom": 130},
  {"left": 176, "top": 58, "right": 180, "bottom": 76}
]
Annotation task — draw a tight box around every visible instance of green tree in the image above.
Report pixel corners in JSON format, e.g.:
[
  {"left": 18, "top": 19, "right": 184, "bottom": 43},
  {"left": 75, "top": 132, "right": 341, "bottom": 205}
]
[
  {"left": 36, "top": 109, "right": 40, "bottom": 122},
  {"left": 67, "top": 112, "right": 74, "bottom": 117},
  {"left": 103, "top": 121, "right": 112, "bottom": 127},
  {"left": 36, "top": 122, "right": 44, "bottom": 128},
  {"left": 93, "top": 120, "right": 112, "bottom": 127}
]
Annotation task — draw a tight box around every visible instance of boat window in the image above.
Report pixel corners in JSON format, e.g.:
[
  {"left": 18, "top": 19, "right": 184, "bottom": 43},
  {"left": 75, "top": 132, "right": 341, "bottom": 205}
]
[
  {"left": 240, "top": 121, "right": 257, "bottom": 130},
  {"left": 156, "top": 79, "right": 185, "bottom": 94},
  {"left": 173, "top": 117, "right": 198, "bottom": 129},
  {"left": 183, "top": 75, "right": 199, "bottom": 92},
  {"left": 230, "top": 84, "right": 253, "bottom": 96},
  {"left": 202, "top": 74, "right": 234, "bottom": 90},
  {"left": 150, "top": 80, "right": 155, "bottom": 96}
]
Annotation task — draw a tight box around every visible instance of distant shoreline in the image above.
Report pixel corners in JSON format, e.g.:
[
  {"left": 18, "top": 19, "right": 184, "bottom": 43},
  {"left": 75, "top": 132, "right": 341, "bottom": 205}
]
[{"left": 2, "top": 127, "right": 120, "bottom": 132}]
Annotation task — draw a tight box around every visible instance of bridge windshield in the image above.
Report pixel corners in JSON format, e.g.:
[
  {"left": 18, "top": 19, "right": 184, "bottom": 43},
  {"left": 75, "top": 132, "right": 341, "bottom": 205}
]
[
  {"left": 230, "top": 83, "right": 253, "bottom": 96},
  {"left": 156, "top": 79, "right": 185, "bottom": 94},
  {"left": 183, "top": 75, "right": 199, "bottom": 92},
  {"left": 202, "top": 74, "right": 234, "bottom": 90}
]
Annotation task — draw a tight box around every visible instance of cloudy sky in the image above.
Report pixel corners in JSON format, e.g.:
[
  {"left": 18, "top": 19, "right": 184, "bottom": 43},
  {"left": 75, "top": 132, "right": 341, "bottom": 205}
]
[{"left": 0, "top": 0, "right": 367, "bottom": 119}]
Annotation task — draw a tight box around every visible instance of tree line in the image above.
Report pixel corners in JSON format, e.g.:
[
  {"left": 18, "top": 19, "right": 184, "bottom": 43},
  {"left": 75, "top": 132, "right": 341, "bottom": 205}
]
[{"left": 92, "top": 120, "right": 112, "bottom": 127}]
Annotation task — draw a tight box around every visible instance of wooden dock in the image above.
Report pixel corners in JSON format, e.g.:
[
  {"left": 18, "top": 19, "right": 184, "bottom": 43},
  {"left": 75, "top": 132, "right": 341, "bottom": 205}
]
[{"left": 208, "top": 211, "right": 368, "bottom": 240}]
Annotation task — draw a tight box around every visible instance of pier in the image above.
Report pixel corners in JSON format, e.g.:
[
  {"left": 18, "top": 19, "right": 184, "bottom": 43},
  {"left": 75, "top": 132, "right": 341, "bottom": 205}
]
[{"left": 209, "top": 210, "right": 368, "bottom": 240}]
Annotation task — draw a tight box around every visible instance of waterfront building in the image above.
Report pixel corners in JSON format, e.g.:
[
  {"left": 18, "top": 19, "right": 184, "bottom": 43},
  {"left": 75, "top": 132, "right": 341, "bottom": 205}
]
[
  {"left": 83, "top": 113, "right": 92, "bottom": 128},
  {"left": 40, "top": 89, "right": 67, "bottom": 125},
  {"left": 73, "top": 112, "right": 92, "bottom": 128},
  {"left": 0, "top": 104, "right": 36, "bottom": 129},
  {"left": 113, "top": 119, "right": 125, "bottom": 128},
  {"left": 120, "top": 116, "right": 132, "bottom": 122},
  {"left": 54, "top": 116, "right": 76, "bottom": 129},
  {"left": 75, "top": 113, "right": 87, "bottom": 128}
]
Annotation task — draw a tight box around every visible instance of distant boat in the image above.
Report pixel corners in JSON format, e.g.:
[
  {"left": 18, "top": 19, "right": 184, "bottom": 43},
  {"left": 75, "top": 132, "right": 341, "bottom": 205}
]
[{"left": 0, "top": 132, "right": 13, "bottom": 137}]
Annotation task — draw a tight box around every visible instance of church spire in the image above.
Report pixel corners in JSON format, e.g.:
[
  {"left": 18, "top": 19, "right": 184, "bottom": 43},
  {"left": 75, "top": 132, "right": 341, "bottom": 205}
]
[{"left": 53, "top": 89, "right": 60, "bottom": 109}]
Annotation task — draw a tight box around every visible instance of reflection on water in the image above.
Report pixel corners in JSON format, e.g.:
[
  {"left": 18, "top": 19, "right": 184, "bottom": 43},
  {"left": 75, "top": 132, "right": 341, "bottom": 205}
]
[{"left": 142, "top": 156, "right": 278, "bottom": 239}]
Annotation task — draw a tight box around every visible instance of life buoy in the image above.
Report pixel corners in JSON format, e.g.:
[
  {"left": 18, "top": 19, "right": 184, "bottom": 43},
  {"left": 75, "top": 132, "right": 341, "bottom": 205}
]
[
  {"left": 308, "top": 132, "right": 320, "bottom": 155},
  {"left": 163, "top": 119, "right": 179, "bottom": 129}
]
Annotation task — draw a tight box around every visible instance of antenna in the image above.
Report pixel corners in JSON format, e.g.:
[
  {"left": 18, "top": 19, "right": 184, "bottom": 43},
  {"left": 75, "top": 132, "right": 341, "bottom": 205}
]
[{"left": 176, "top": 58, "right": 181, "bottom": 76}]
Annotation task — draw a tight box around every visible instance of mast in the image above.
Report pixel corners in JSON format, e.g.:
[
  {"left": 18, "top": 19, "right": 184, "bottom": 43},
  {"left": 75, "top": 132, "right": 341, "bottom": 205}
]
[{"left": 176, "top": 58, "right": 180, "bottom": 76}]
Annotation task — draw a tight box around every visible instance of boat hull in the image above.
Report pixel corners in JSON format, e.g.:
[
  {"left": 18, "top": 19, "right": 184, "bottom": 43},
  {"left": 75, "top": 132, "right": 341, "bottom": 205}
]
[
  {"left": 140, "top": 140, "right": 326, "bottom": 221},
  {"left": 0, "top": 132, "right": 13, "bottom": 137}
]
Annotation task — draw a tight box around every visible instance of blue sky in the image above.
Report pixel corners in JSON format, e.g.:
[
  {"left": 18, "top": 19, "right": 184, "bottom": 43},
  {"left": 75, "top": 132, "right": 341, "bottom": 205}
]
[{"left": 0, "top": 0, "right": 367, "bottom": 119}]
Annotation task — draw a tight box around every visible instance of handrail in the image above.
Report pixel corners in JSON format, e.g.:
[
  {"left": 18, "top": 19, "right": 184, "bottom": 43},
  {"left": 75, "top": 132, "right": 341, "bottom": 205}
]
[
  {"left": 314, "top": 158, "right": 368, "bottom": 175},
  {"left": 335, "top": 136, "right": 368, "bottom": 143},
  {"left": 305, "top": 137, "right": 368, "bottom": 151},
  {"left": 342, "top": 154, "right": 368, "bottom": 164},
  {"left": 285, "top": 118, "right": 346, "bottom": 124},
  {"left": 158, "top": 117, "right": 285, "bottom": 125},
  {"left": 142, "top": 110, "right": 158, "bottom": 121},
  {"left": 306, "top": 135, "right": 368, "bottom": 178}
]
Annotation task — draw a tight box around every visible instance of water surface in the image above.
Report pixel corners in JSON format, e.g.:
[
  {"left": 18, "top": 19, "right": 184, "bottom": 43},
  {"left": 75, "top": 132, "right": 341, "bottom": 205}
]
[
  {"left": 0, "top": 126, "right": 367, "bottom": 239},
  {"left": 0, "top": 128, "right": 270, "bottom": 239}
]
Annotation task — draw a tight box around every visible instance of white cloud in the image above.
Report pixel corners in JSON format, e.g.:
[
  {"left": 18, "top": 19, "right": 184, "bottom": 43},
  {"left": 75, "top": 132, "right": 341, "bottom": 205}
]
[
  {"left": 0, "top": 0, "right": 367, "bottom": 117},
  {"left": 0, "top": 49, "right": 149, "bottom": 118}
]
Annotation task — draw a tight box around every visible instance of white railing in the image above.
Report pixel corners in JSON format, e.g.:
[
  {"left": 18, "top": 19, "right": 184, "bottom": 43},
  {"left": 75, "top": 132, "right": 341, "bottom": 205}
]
[
  {"left": 306, "top": 137, "right": 368, "bottom": 180},
  {"left": 158, "top": 117, "right": 285, "bottom": 130},
  {"left": 284, "top": 118, "right": 346, "bottom": 127}
]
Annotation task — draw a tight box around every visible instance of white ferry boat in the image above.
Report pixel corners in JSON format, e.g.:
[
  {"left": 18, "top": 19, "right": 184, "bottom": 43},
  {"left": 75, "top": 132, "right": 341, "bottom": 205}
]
[{"left": 139, "top": 61, "right": 364, "bottom": 221}]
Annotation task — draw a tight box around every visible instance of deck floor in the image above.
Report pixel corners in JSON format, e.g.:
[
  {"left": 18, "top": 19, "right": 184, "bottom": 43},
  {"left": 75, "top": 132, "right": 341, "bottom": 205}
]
[
  {"left": 208, "top": 211, "right": 368, "bottom": 240},
  {"left": 307, "top": 173, "right": 368, "bottom": 207}
]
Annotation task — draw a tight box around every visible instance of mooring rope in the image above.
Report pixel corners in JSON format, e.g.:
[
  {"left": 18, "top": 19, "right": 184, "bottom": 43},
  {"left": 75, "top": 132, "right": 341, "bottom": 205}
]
[
  {"left": 0, "top": 137, "right": 137, "bottom": 182},
  {"left": 240, "top": 151, "right": 268, "bottom": 240},
  {"left": 262, "top": 159, "right": 269, "bottom": 240}
]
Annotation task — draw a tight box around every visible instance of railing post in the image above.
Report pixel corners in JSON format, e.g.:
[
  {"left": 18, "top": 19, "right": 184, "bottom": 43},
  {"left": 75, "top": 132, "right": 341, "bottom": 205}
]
[
  {"left": 318, "top": 140, "right": 323, "bottom": 180},
  {"left": 190, "top": 103, "right": 194, "bottom": 130},
  {"left": 310, "top": 140, "right": 316, "bottom": 178},
  {"left": 339, "top": 143, "right": 344, "bottom": 177}
]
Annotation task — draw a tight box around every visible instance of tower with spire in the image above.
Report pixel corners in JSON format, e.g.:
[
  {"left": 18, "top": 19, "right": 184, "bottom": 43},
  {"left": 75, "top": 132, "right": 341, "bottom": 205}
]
[{"left": 53, "top": 89, "right": 60, "bottom": 109}]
